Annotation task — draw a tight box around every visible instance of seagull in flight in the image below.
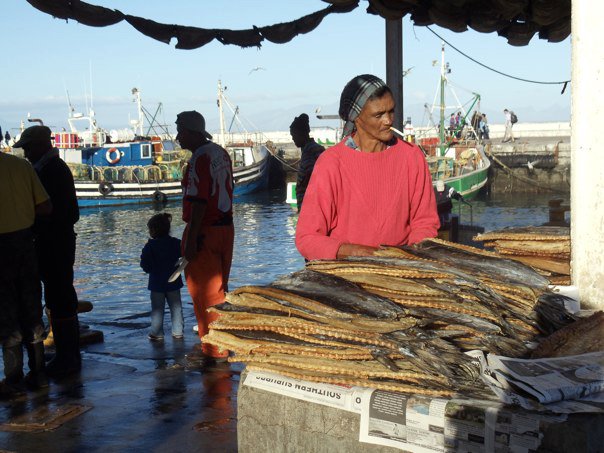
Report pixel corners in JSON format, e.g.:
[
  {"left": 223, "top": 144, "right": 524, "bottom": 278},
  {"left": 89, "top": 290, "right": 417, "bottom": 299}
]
[
  {"left": 248, "top": 66, "right": 266, "bottom": 75},
  {"left": 402, "top": 66, "right": 414, "bottom": 77}
]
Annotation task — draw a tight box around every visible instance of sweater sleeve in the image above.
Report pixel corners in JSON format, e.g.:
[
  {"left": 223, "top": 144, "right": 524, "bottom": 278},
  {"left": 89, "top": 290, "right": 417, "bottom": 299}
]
[
  {"left": 406, "top": 147, "right": 440, "bottom": 245},
  {"left": 295, "top": 153, "right": 344, "bottom": 260},
  {"left": 140, "top": 242, "right": 152, "bottom": 273}
]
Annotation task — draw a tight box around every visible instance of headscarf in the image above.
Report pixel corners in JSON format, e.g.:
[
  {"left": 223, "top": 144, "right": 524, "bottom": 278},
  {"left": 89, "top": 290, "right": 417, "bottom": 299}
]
[
  {"left": 290, "top": 113, "right": 310, "bottom": 133},
  {"left": 338, "top": 74, "right": 387, "bottom": 136}
]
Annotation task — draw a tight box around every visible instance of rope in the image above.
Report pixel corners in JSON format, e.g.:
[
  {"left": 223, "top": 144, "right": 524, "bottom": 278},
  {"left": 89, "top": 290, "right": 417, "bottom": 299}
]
[
  {"left": 484, "top": 146, "right": 569, "bottom": 193},
  {"left": 426, "top": 27, "right": 570, "bottom": 91},
  {"left": 267, "top": 148, "right": 300, "bottom": 172}
]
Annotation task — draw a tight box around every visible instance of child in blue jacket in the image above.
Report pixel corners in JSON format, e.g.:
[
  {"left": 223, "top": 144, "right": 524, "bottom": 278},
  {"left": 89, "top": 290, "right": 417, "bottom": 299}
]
[{"left": 140, "top": 213, "right": 184, "bottom": 341}]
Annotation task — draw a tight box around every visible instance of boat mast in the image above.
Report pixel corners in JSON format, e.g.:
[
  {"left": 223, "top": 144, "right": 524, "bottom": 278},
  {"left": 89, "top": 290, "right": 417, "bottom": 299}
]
[
  {"left": 439, "top": 42, "right": 446, "bottom": 157},
  {"left": 132, "top": 88, "right": 144, "bottom": 136},
  {"left": 218, "top": 80, "right": 226, "bottom": 147}
]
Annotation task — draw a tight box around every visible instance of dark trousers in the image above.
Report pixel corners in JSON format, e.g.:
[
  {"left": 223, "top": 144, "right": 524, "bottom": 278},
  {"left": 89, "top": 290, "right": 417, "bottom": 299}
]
[
  {"left": 36, "top": 230, "right": 78, "bottom": 319},
  {"left": 0, "top": 229, "right": 45, "bottom": 344}
]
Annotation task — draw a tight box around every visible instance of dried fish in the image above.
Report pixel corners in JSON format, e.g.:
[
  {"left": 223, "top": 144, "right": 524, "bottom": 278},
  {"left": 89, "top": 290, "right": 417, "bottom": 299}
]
[
  {"left": 534, "top": 293, "right": 578, "bottom": 334},
  {"left": 203, "top": 330, "right": 375, "bottom": 360},
  {"left": 233, "top": 353, "right": 449, "bottom": 386},
  {"left": 272, "top": 269, "right": 406, "bottom": 319},
  {"left": 243, "top": 363, "right": 457, "bottom": 397},
  {"left": 206, "top": 237, "right": 578, "bottom": 396},
  {"left": 531, "top": 311, "right": 604, "bottom": 358},
  {"left": 474, "top": 226, "right": 570, "bottom": 242},
  {"left": 400, "top": 238, "right": 551, "bottom": 290}
]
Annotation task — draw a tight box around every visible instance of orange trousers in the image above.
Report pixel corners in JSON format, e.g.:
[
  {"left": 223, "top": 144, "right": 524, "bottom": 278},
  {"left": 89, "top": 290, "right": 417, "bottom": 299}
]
[{"left": 184, "top": 224, "right": 234, "bottom": 358}]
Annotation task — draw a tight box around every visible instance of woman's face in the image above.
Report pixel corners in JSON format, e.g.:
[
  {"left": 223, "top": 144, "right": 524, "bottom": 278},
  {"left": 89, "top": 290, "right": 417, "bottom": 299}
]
[{"left": 354, "top": 92, "right": 395, "bottom": 142}]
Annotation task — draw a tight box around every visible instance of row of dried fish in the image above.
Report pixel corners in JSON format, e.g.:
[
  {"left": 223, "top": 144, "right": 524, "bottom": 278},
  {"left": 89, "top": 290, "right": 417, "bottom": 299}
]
[
  {"left": 474, "top": 226, "right": 571, "bottom": 285},
  {"left": 203, "top": 238, "right": 576, "bottom": 397}
]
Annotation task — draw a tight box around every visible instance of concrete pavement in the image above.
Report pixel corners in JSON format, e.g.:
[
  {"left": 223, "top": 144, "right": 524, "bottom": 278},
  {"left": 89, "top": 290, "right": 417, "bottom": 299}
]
[{"left": 0, "top": 322, "right": 240, "bottom": 453}]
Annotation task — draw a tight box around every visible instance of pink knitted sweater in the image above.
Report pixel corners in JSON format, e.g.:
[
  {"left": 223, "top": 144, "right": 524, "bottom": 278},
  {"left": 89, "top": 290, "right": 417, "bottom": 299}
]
[{"left": 295, "top": 138, "right": 439, "bottom": 260}]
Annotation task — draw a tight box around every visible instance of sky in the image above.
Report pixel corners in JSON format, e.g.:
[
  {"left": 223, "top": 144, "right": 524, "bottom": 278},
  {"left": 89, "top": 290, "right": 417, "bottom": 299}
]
[{"left": 1, "top": 0, "right": 570, "bottom": 136}]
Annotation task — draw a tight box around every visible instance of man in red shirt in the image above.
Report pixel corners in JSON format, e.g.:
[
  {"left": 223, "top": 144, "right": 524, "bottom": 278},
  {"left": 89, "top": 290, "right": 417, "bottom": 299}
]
[
  {"left": 176, "top": 111, "right": 234, "bottom": 364},
  {"left": 295, "top": 74, "right": 439, "bottom": 260}
]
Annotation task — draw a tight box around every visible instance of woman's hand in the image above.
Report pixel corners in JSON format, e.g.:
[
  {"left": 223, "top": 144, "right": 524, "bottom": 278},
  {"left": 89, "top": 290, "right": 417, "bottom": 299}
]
[{"left": 336, "top": 243, "right": 379, "bottom": 259}]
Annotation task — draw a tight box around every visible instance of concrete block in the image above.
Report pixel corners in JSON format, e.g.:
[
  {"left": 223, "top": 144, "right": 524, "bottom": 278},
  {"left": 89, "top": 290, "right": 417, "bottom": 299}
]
[
  {"left": 238, "top": 372, "right": 604, "bottom": 453},
  {"left": 238, "top": 380, "right": 399, "bottom": 453}
]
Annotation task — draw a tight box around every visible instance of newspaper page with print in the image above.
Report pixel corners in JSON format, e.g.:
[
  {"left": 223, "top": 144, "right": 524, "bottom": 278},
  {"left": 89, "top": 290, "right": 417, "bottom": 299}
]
[
  {"left": 468, "top": 350, "right": 604, "bottom": 413},
  {"left": 243, "top": 370, "right": 370, "bottom": 413},
  {"left": 359, "top": 391, "right": 567, "bottom": 452}
]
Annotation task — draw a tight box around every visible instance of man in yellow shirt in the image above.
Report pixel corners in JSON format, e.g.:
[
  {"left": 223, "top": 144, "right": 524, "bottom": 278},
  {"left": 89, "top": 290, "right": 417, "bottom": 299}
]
[{"left": 0, "top": 151, "right": 52, "bottom": 397}]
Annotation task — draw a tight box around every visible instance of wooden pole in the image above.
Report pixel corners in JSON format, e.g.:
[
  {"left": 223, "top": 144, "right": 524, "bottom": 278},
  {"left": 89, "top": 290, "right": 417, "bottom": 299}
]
[{"left": 385, "top": 19, "right": 403, "bottom": 130}]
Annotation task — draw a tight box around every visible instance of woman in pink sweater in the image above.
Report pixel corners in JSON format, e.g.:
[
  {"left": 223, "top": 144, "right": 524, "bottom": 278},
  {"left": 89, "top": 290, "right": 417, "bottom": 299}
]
[{"left": 295, "top": 75, "right": 439, "bottom": 261}]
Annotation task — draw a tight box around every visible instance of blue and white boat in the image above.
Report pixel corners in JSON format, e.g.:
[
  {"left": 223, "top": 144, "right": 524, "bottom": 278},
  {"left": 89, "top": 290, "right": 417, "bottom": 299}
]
[
  {"left": 217, "top": 80, "right": 271, "bottom": 197},
  {"left": 21, "top": 85, "right": 272, "bottom": 207},
  {"left": 228, "top": 141, "right": 270, "bottom": 196},
  {"left": 50, "top": 88, "right": 185, "bottom": 208},
  {"left": 63, "top": 137, "right": 184, "bottom": 208}
]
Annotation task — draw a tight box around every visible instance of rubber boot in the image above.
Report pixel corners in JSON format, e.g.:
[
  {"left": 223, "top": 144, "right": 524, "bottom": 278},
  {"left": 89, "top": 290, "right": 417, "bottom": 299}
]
[
  {"left": 46, "top": 316, "right": 81, "bottom": 379},
  {"left": 24, "top": 342, "right": 49, "bottom": 389},
  {"left": 43, "top": 307, "right": 55, "bottom": 348},
  {"left": 0, "top": 344, "right": 25, "bottom": 399}
]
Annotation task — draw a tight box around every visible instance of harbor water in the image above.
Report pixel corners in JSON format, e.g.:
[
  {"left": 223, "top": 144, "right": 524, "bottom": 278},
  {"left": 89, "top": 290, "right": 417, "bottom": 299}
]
[{"left": 75, "top": 189, "right": 563, "bottom": 329}]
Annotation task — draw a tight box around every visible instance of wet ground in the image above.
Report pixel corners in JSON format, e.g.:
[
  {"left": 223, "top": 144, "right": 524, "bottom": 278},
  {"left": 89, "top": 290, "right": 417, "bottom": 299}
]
[
  {"left": 0, "top": 194, "right": 301, "bottom": 453},
  {"left": 0, "top": 324, "right": 241, "bottom": 453}
]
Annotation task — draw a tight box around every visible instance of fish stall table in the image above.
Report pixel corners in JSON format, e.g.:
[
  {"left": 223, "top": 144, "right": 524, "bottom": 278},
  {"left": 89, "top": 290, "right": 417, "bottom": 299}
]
[
  {"left": 213, "top": 237, "right": 603, "bottom": 452},
  {"left": 237, "top": 369, "right": 604, "bottom": 452}
]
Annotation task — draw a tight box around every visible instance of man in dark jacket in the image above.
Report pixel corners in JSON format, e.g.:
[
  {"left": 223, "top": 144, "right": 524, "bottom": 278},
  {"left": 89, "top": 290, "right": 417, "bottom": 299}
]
[
  {"left": 0, "top": 151, "right": 52, "bottom": 397},
  {"left": 289, "top": 113, "right": 325, "bottom": 212},
  {"left": 16, "top": 126, "right": 81, "bottom": 378}
]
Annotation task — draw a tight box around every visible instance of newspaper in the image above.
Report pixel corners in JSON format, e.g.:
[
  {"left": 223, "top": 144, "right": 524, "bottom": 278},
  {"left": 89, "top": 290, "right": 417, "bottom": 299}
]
[
  {"left": 243, "top": 370, "right": 370, "bottom": 413},
  {"left": 359, "top": 391, "right": 567, "bottom": 452},
  {"left": 359, "top": 351, "right": 603, "bottom": 450},
  {"left": 468, "top": 350, "right": 604, "bottom": 413}
]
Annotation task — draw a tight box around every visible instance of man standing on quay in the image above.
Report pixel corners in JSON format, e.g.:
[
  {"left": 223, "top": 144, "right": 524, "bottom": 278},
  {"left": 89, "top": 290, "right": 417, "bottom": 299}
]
[
  {"left": 289, "top": 113, "right": 325, "bottom": 211},
  {"left": 176, "top": 111, "right": 234, "bottom": 366},
  {"left": 503, "top": 108, "right": 515, "bottom": 143},
  {"left": 17, "top": 125, "right": 81, "bottom": 379},
  {"left": 0, "top": 150, "right": 51, "bottom": 397}
]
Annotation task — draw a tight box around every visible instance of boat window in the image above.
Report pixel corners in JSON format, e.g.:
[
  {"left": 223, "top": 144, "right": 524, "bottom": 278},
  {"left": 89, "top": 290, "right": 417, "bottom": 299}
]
[
  {"left": 229, "top": 148, "right": 246, "bottom": 167},
  {"left": 162, "top": 140, "right": 176, "bottom": 151},
  {"left": 141, "top": 144, "right": 152, "bottom": 159}
]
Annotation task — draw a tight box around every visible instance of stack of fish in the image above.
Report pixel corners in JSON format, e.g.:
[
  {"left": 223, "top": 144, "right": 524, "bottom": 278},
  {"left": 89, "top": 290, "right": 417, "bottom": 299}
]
[
  {"left": 473, "top": 226, "right": 571, "bottom": 285},
  {"left": 203, "top": 238, "right": 576, "bottom": 397}
]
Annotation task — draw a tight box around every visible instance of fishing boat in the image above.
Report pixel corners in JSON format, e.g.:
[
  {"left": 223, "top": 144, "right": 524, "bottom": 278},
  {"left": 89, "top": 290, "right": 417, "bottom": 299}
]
[
  {"left": 416, "top": 43, "right": 491, "bottom": 200},
  {"left": 216, "top": 80, "right": 271, "bottom": 196},
  {"left": 45, "top": 88, "right": 185, "bottom": 208}
]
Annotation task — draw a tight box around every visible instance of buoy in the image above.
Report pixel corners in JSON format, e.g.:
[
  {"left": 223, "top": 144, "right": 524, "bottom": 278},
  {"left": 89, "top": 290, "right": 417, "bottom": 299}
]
[{"left": 105, "top": 148, "right": 121, "bottom": 164}]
